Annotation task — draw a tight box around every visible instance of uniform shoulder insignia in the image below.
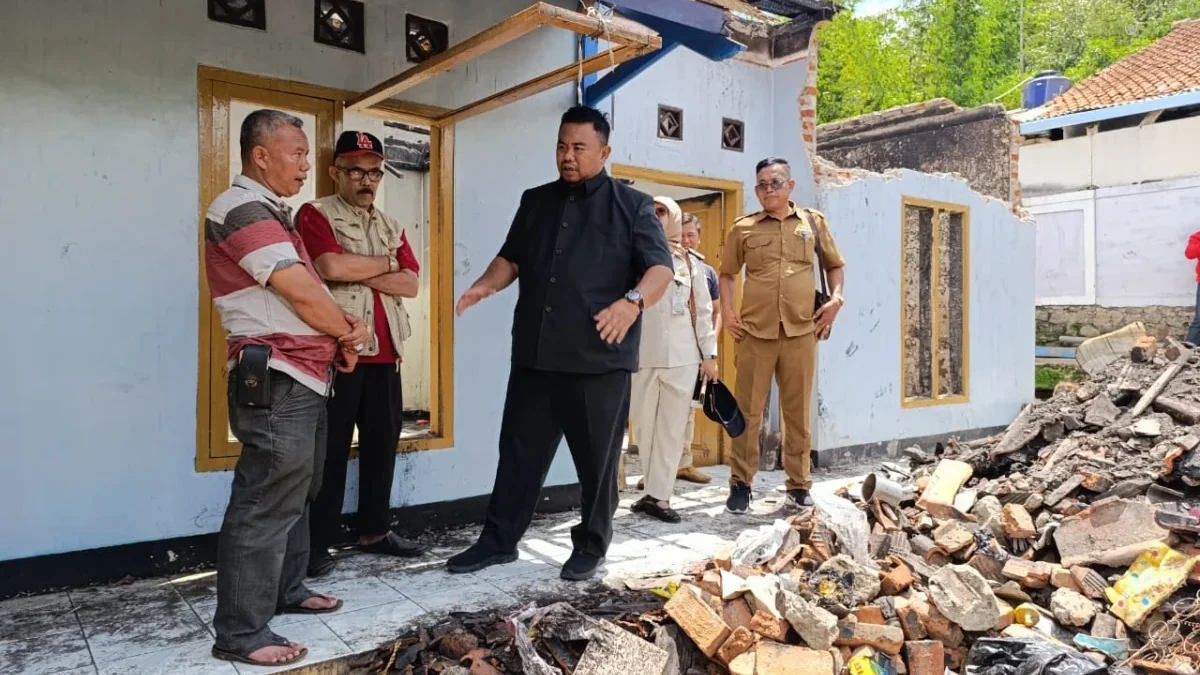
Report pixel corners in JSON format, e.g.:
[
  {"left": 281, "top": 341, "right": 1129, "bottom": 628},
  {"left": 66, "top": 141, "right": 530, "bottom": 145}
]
[{"left": 687, "top": 249, "right": 706, "bottom": 261}]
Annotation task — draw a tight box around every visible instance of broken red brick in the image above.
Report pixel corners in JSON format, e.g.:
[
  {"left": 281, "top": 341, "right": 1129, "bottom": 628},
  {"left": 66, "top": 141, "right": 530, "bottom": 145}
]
[
  {"left": 880, "top": 561, "right": 915, "bottom": 595},
  {"left": 750, "top": 610, "right": 790, "bottom": 643},
  {"left": 932, "top": 520, "right": 975, "bottom": 553},
  {"left": 1002, "top": 559, "right": 1051, "bottom": 589},
  {"left": 852, "top": 606, "right": 887, "bottom": 625},
  {"left": 1002, "top": 504, "right": 1037, "bottom": 539},
  {"left": 699, "top": 570, "right": 723, "bottom": 597},
  {"left": 896, "top": 606, "right": 928, "bottom": 641},
  {"left": 717, "top": 626, "right": 756, "bottom": 665},
  {"left": 835, "top": 621, "right": 905, "bottom": 654},
  {"left": 756, "top": 643, "right": 835, "bottom": 675},
  {"left": 904, "top": 640, "right": 946, "bottom": 675},
  {"left": 722, "top": 598, "right": 756, "bottom": 633},
  {"left": 664, "top": 584, "right": 732, "bottom": 657},
  {"left": 438, "top": 629, "right": 480, "bottom": 660}
]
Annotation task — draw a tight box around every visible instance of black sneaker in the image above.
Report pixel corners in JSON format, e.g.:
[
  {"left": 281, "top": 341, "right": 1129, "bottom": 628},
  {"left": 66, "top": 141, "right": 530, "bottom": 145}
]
[
  {"left": 726, "top": 483, "right": 752, "bottom": 515},
  {"left": 361, "top": 532, "right": 425, "bottom": 558},
  {"left": 446, "top": 544, "right": 518, "bottom": 574},
  {"left": 787, "top": 489, "right": 814, "bottom": 508},
  {"left": 306, "top": 548, "right": 337, "bottom": 578},
  {"left": 630, "top": 495, "right": 681, "bottom": 523},
  {"left": 560, "top": 551, "right": 605, "bottom": 581}
]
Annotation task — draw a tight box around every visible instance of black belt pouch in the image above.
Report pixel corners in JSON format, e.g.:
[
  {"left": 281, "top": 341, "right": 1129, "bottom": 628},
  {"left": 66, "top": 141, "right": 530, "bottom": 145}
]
[{"left": 236, "top": 344, "right": 273, "bottom": 407}]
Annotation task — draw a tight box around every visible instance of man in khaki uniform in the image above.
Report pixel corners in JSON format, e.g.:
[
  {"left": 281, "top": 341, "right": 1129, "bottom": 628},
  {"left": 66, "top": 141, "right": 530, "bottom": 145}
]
[{"left": 719, "top": 157, "right": 845, "bottom": 513}]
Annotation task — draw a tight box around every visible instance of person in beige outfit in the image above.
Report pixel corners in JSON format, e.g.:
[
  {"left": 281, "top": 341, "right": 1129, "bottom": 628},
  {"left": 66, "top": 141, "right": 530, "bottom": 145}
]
[{"left": 629, "top": 197, "right": 719, "bottom": 523}]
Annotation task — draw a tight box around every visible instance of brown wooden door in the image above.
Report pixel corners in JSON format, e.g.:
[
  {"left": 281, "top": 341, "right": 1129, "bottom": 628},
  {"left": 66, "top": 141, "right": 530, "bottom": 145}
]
[{"left": 678, "top": 194, "right": 728, "bottom": 467}]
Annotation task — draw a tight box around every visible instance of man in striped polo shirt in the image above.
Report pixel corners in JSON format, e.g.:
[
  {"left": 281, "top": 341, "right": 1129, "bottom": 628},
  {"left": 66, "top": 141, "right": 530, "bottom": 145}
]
[{"left": 205, "top": 109, "right": 367, "bottom": 668}]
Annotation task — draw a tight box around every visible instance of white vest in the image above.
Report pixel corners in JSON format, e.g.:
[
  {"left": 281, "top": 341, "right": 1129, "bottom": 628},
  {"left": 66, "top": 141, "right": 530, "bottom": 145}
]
[
  {"left": 308, "top": 195, "right": 412, "bottom": 358},
  {"left": 637, "top": 250, "right": 718, "bottom": 370}
]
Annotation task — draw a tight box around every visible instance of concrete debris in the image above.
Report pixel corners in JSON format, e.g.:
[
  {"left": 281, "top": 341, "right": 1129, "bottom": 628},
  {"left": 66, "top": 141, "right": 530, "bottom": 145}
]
[
  {"left": 928, "top": 564, "right": 1001, "bottom": 631},
  {"left": 1049, "top": 587, "right": 1096, "bottom": 627},
  {"left": 1054, "top": 499, "right": 1171, "bottom": 567},
  {"left": 781, "top": 590, "right": 838, "bottom": 650}
]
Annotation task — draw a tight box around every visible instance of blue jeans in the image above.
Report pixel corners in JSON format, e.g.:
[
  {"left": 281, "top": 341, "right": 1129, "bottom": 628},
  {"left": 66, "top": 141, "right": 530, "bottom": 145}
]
[
  {"left": 1189, "top": 284, "right": 1200, "bottom": 345},
  {"left": 214, "top": 371, "right": 327, "bottom": 654}
]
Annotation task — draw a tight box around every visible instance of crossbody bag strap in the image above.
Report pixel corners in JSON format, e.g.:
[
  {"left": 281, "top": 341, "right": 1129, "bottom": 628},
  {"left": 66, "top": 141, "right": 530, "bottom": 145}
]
[
  {"left": 681, "top": 252, "right": 704, "bottom": 356},
  {"left": 802, "top": 208, "right": 829, "bottom": 298}
]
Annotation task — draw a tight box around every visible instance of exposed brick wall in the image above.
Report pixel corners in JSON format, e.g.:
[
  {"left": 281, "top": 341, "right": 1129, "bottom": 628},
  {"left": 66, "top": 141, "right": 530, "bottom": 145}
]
[{"left": 801, "top": 28, "right": 821, "bottom": 179}]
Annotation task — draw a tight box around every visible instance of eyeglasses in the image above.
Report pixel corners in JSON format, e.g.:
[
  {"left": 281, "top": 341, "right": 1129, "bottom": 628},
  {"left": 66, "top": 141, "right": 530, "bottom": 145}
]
[
  {"left": 755, "top": 180, "right": 788, "bottom": 193},
  {"left": 336, "top": 166, "right": 385, "bottom": 182}
]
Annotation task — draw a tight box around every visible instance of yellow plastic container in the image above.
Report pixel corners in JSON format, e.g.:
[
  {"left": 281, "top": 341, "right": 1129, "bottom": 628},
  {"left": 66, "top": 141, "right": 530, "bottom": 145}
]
[
  {"left": 1013, "top": 603, "right": 1042, "bottom": 627},
  {"left": 1106, "top": 543, "right": 1197, "bottom": 628}
]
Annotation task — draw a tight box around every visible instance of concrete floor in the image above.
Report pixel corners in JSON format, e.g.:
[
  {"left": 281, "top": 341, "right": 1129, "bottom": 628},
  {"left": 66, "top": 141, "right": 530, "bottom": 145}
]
[{"left": 0, "top": 463, "right": 871, "bottom": 675}]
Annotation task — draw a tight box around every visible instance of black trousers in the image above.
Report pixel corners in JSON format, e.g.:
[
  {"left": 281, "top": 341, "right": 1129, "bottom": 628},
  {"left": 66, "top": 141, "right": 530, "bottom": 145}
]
[
  {"left": 310, "top": 363, "right": 402, "bottom": 549},
  {"left": 478, "top": 365, "right": 632, "bottom": 559}
]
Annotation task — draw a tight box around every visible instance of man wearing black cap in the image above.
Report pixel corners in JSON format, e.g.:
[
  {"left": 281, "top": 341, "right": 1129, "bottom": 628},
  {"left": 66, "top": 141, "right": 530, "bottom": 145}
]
[
  {"left": 297, "top": 130, "right": 425, "bottom": 576},
  {"left": 450, "top": 106, "right": 675, "bottom": 581}
]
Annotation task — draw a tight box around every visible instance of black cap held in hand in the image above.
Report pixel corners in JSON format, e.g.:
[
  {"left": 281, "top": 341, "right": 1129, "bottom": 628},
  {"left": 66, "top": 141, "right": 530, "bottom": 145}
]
[
  {"left": 335, "top": 131, "right": 384, "bottom": 160},
  {"left": 703, "top": 380, "right": 746, "bottom": 438}
]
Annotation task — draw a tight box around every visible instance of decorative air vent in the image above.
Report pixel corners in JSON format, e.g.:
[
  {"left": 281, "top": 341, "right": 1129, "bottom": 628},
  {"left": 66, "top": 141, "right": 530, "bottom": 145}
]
[
  {"left": 722, "top": 118, "right": 745, "bottom": 152},
  {"left": 315, "top": 0, "right": 365, "bottom": 53},
  {"left": 407, "top": 14, "right": 449, "bottom": 63},
  {"left": 658, "top": 105, "right": 683, "bottom": 141},
  {"left": 208, "top": 0, "right": 265, "bottom": 30}
]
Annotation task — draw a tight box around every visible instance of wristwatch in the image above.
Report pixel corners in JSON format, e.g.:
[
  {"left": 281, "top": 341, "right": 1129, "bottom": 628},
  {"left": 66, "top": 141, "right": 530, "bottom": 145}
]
[
  {"left": 624, "top": 289, "right": 644, "bottom": 311},
  {"left": 387, "top": 256, "right": 399, "bottom": 274}
]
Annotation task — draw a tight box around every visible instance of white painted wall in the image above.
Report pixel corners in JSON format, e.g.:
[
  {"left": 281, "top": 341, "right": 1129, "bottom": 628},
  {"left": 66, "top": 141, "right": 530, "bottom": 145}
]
[
  {"left": 1020, "top": 116, "right": 1200, "bottom": 197},
  {"left": 815, "top": 172, "right": 1035, "bottom": 450},
  {"left": 0, "top": 0, "right": 816, "bottom": 561},
  {"left": 1030, "top": 177, "right": 1200, "bottom": 307}
]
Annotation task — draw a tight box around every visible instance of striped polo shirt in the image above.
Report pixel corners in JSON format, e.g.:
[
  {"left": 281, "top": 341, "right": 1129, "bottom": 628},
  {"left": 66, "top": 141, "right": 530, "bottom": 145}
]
[{"left": 204, "top": 175, "right": 337, "bottom": 395}]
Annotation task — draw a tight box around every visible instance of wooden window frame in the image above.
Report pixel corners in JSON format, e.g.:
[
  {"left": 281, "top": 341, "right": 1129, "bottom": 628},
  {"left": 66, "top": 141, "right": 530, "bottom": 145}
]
[
  {"left": 345, "top": 2, "right": 660, "bottom": 126},
  {"left": 196, "top": 66, "right": 456, "bottom": 472},
  {"left": 899, "top": 196, "right": 971, "bottom": 409}
]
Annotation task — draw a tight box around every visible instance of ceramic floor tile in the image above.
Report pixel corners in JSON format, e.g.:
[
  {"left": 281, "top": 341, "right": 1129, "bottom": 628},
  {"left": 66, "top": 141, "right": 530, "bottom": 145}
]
[
  {"left": 0, "top": 592, "right": 82, "bottom": 642},
  {"left": 95, "top": 638, "right": 237, "bottom": 675},
  {"left": 0, "top": 628, "right": 94, "bottom": 675},
  {"left": 231, "top": 619, "right": 350, "bottom": 675},
  {"left": 319, "top": 598, "right": 428, "bottom": 653},
  {"left": 485, "top": 568, "right": 598, "bottom": 602},
  {"left": 375, "top": 567, "right": 477, "bottom": 599},
  {"left": 69, "top": 579, "right": 179, "bottom": 608},
  {"left": 55, "top": 667, "right": 99, "bottom": 675},
  {"left": 344, "top": 552, "right": 451, "bottom": 578},
  {"left": 468, "top": 550, "right": 561, "bottom": 582},
  {"left": 405, "top": 579, "right": 519, "bottom": 616},
  {"left": 305, "top": 575, "right": 404, "bottom": 614},
  {"left": 78, "top": 591, "right": 208, "bottom": 664},
  {"left": 189, "top": 599, "right": 307, "bottom": 639},
  {"left": 167, "top": 572, "right": 219, "bottom": 606}
]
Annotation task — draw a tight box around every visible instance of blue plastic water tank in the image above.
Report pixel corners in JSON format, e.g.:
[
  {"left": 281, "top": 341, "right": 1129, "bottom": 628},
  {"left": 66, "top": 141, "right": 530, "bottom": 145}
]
[{"left": 1023, "top": 71, "right": 1072, "bottom": 109}]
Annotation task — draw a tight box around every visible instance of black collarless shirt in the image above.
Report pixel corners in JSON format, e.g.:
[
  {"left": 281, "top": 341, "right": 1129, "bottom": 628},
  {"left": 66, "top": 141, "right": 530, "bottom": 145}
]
[{"left": 498, "top": 169, "right": 673, "bottom": 374}]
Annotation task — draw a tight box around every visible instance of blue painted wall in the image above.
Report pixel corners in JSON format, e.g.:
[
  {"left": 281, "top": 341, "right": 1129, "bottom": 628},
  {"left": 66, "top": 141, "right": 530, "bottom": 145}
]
[{"left": 814, "top": 171, "right": 1036, "bottom": 451}]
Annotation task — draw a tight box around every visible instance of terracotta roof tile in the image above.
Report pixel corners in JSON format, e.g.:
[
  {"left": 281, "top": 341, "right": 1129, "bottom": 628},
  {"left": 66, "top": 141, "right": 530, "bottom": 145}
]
[{"left": 1033, "top": 18, "right": 1200, "bottom": 119}]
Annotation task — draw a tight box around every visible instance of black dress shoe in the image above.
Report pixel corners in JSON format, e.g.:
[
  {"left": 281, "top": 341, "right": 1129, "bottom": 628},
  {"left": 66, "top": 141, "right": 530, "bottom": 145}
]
[
  {"left": 560, "top": 551, "right": 605, "bottom": 581},
  {"left": 446, "top": 544, "right": 518, "bottom": 574},
  {"left": 361, "top": 532, "right": 425, "bottom": 558},
  {"left": 630, "top": 496, "right": 681, "bottom": 523},
  {"left": 307, "top": 549, "right": 337, "bottom": 578}
]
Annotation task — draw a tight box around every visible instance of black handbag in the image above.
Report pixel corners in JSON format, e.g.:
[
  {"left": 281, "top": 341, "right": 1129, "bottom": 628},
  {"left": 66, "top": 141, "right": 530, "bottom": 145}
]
[{"left": 804, "top": 209, "right": 833, "bottom": 339}]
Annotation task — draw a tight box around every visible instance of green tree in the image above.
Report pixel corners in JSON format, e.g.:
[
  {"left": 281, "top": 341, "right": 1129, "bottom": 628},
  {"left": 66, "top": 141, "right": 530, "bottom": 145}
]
[{"left": 815, "top": 0, "right": 1200, "bottom": 124}]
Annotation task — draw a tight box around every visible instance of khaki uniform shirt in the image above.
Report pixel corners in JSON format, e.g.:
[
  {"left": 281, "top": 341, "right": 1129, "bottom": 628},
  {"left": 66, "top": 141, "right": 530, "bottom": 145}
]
[{"left": 720, "top": 202, "right": 845, "bottom": 340}]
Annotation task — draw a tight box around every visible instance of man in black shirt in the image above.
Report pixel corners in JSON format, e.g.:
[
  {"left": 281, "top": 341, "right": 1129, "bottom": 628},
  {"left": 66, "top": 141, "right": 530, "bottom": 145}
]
[{"left": 450, "top": 106, "right": 674, "bottom": 581}]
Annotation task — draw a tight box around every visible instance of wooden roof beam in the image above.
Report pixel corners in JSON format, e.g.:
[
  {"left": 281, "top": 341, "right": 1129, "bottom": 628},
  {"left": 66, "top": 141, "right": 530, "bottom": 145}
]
[
  {"left": 435, "top": 42, "right": 654, "bottom": 126},
  {"left": 348, "top": 2, "right": 660, "bottom": 115}
]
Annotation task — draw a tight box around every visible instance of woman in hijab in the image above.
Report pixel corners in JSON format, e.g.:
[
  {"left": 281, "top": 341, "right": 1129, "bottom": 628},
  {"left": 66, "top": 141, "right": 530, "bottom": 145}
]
[{"left": 629, "top": 196, "right": 719, "bottom": 522}]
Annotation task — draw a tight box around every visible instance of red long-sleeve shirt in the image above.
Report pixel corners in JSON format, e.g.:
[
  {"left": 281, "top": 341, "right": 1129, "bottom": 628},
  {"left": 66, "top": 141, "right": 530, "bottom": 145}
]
[{"left": 1186, "top": 232, "right": 1200, "bottom": 283}]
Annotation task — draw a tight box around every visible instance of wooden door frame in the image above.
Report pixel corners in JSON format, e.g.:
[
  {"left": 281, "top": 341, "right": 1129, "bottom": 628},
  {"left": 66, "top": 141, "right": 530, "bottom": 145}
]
[
  {"left": 196, "top": 66, "right": 456, "bottom": 472},
  {"left": 610, "top": 164, "right": 744, "bottom": 465}
]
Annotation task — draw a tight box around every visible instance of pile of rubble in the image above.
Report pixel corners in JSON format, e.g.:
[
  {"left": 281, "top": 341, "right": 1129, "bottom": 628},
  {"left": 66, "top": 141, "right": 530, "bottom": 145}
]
[{"left": 358, "top": 331, "right": 1200, "bottom": 675}]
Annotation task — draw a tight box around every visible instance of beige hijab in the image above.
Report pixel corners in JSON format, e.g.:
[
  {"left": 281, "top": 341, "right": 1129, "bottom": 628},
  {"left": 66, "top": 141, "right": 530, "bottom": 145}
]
[{"left": 653, "top": 196, "right": 686, "bottom": 258}]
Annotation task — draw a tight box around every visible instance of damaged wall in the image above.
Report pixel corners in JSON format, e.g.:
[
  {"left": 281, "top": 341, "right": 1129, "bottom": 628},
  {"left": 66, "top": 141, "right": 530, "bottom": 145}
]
[
  {"left": 817, "top": 100, "right": 1017, "bottom": 204},
  {"left": 814, "top": 170, "right": 1035, "bottom": 455}
]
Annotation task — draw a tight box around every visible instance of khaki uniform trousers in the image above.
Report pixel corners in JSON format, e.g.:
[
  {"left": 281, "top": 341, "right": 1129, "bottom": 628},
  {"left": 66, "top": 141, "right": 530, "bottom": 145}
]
[
  {"left": 729, "top": 328, "right": 817, "bottom": 491},
  {"left": 630, "top": 364, "right": 699, "bottom": 501},
  {"left": 679, "top": 401, "right": 701, "bottom": 469}
]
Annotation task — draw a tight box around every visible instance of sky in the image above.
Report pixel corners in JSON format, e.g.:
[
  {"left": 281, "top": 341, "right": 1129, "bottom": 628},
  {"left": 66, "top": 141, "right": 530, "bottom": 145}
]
[{"left": 857, "top": 0, "right": 904, "bottom": 15}]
